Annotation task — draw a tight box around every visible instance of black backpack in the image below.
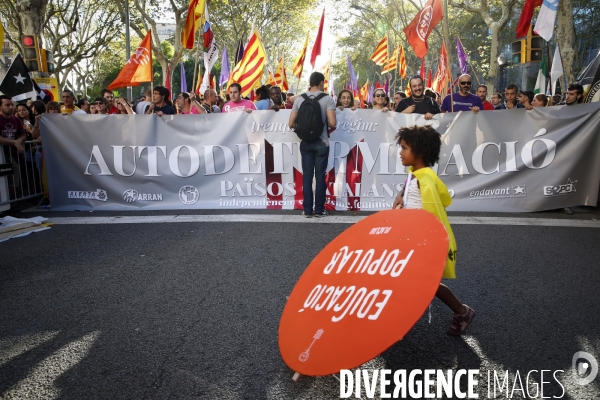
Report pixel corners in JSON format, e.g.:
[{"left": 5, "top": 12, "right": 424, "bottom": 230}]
[{"left": 295, "top": 93, "right": 327, "bottom": 142}]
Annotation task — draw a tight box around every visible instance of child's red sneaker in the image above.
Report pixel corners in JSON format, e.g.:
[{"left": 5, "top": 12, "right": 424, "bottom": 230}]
[{"left": 447, "top": 305, "right": 475, "bottom": 336}]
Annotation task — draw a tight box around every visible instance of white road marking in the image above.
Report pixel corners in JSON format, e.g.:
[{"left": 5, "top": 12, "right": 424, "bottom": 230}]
[{"left": 45, "top": 215, "right": 600, "bottom": 228}]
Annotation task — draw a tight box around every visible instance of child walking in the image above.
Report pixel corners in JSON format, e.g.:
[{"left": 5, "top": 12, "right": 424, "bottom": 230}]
[{"left": 392, "top": 125, "right": 475, "bottom": 336}]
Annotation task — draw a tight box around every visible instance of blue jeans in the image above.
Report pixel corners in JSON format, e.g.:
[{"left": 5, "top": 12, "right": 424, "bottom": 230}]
[{"left": 300, "top": 139, "right": 329, "bottom": 214}]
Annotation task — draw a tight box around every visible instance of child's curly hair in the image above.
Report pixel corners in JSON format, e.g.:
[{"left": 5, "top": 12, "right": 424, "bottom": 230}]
[{"left": 395, "top": 125, "right": 441, "bottom": 167}]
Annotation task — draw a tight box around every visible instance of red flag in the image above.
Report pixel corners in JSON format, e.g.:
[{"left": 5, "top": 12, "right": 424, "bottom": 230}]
[
  {"left": 427, "top": 68, "right": 432, "bottom": 88},
  {"left": 310, "top": 9, "right": 325, "bottom": 68},
  {"left": 420, "top": 59, "right": 425, "bottom": 78},
  {"left": 516, "top": 0, "right": 543, "bottom": 38},
  {"left": 403, "top": 0, "right": 443, "bottom": 59},
  {"left": 432, "top": 42, "right": 451, "bottom": 95},
  {"left": 108, "top": 31, "right": 153, "bottom": 90}
]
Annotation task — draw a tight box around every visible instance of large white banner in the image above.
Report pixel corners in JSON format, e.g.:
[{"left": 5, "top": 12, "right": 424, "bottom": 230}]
[{"left": 41, "top": 104, "right": 600, "bottom": 212}]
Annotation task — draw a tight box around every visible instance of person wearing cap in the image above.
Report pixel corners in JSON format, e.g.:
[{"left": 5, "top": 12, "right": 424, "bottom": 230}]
[{"left": 518, "top": 90, "right": 534, "bottom": 110}]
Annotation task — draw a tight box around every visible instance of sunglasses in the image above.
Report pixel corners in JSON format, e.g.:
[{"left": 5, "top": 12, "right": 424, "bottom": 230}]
[
  {"left": 94, "top": 102, "right": 106, "bottom": 105},
  {"left": 374, "top": 94, "right": 385, "bottom": 98},
  {"left": 459, "top": 81, "right": 472, "bottom": 86}
]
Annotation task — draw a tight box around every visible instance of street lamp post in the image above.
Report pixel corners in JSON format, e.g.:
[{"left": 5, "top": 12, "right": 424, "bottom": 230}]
[{"left": 497, "top": 55, "right": 507, "bottom": 92}]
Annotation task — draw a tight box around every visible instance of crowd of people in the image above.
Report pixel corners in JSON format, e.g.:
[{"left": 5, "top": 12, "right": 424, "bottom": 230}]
[{"left": 0, "top": 71, "right": 588, "bottom": 209}]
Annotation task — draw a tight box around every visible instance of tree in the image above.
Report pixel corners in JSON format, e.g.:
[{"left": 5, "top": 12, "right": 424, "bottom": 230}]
[
  {"left": 114, "top": 0, "right": 189, "bottom": 87},
  {"left": 0, "top": 0, "right": 122, "bottom": 93},
  {"left": 209, "top": 0, "right": 319, "bottom": 82},
  {"left": 448, "top": 0, "right": 519, "bottom": 94},
  {"left": 556, "top": 0, "right": 577, "bottom": 84}
]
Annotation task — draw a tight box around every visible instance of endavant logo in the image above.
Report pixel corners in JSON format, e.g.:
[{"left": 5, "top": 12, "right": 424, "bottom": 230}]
[
  {"left": 572, "top": 351, "right": 598, "bottom": 386},
  {"left": 469, "top": 185, "right": 526, "bottom": 200},
  {"left": 179, "top": 185, "right": 199, "bottom": 205}
]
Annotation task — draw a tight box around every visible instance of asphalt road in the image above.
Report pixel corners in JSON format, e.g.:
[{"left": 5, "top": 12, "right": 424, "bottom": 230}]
[{"left": 1, "top": 206, "right": 599, "bottom": 399}]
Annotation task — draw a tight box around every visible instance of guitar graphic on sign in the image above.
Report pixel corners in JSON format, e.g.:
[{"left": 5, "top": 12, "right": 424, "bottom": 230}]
[{"left": 299, "top": 329, "right": 324, "bottom": 362}]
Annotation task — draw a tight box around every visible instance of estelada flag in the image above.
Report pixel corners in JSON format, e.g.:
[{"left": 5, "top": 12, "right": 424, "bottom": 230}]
[
  {"left": 108, "top": 31, "right": 153, "bottom": 90},
  {"left": 403, "top": 0, "right": 443, "bottom": 59}
]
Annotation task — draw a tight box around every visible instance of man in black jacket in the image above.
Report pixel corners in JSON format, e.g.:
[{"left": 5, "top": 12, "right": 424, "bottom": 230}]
[{"left": 394, "top": 76, "right": 440, "bottom": 120}]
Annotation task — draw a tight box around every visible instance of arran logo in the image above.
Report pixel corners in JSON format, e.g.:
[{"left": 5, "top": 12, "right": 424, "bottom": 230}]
[{"left": 129, "top": 47, "right": 151, "bottom": 65}]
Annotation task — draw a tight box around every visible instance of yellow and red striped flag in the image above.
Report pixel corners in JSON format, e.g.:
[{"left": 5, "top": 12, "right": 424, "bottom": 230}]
[
  {"left": 316, "top": 59, "right": 331, "bottom": 93},
  {"left": 398, "top": 45, "right": 407, "bottom": 79},
  {"left": 382, "top": 46, "right": 398, "bottom": 74},
  {"left": 266, "top": 69, "right": 276, "bottom": 86},
  {"left": 292, "top": 34, "right": 308, "bottom": 79},
  {"left": 182, "top": 0, "right": 206, "bottom": 49},
  {"left": 230, "top": 27, "right": 267, "bottom": 97},
  {"left": 405, "top": 82, "right": 411, "bottom": 97},
  {"left": 370, "top": 35, "right": 388, "bottom": 66},
  {"left": 273, "top": 57, "right": 289, "bottom": 91}
]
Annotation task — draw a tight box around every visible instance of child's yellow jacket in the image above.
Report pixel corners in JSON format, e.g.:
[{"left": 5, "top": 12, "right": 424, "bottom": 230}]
[{"left": 411, "top": 167, "right": 457, "bottom": 279}]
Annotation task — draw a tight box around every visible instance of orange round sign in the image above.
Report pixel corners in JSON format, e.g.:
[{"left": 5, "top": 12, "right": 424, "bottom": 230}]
[{"left": 278, "top": 209, "right": 449, "bottom": 376}]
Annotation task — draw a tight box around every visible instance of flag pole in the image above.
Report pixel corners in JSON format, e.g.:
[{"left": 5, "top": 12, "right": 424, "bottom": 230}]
[
  {"left": 191, "top": 28, "right": 202, "bottom": 94},
  {"left": 441, "top": 0, "right": 454, "bottom": 112},
  {"left": 557, "top": 44, "right": 568, "bottom": 94},
  {"left": 458, "top": 36, "right": 481, "bottom": 86},
  {"left": 125, "top": 0, "right": 132, "bottom": 101},
  {"left": 546, "top": 41, "right": 553, "bottom": 104}
]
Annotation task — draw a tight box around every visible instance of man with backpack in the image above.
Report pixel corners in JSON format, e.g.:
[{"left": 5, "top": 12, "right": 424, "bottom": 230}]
[{"left": 288, "top": 72, "right": 337, "bottom": 218}]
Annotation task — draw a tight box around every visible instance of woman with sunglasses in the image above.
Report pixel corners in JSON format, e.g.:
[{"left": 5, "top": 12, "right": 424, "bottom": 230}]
[
  {"left": 335, "top": 90, "right": 356, "bottom": 111},
  {"left": 371, "top": 89, "right": 390, "bottom": 111}
]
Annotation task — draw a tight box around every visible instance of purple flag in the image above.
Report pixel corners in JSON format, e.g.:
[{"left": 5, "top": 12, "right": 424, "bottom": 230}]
[
  {"left": 235, "top": 39, "right": 244, "bottom": 65},
  {"left": 219, "top": 47, "right": 230, "bottom": 87},
  {"left": 180, "top": 61, "right": 187, "bottom": 93},
  {"left": 456, "top": 37, "right": 468, "bottom": 75},
  {"left": 347, "top": 56, "right": 358, "bottom": 92},
  {"left": 368, "top": 84, "right": 374, "bottom": 103}
]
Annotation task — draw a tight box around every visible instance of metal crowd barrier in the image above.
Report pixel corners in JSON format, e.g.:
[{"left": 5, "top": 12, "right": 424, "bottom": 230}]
[{"left": 0, "top": 141, "right": 45, "bottom": 208}]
